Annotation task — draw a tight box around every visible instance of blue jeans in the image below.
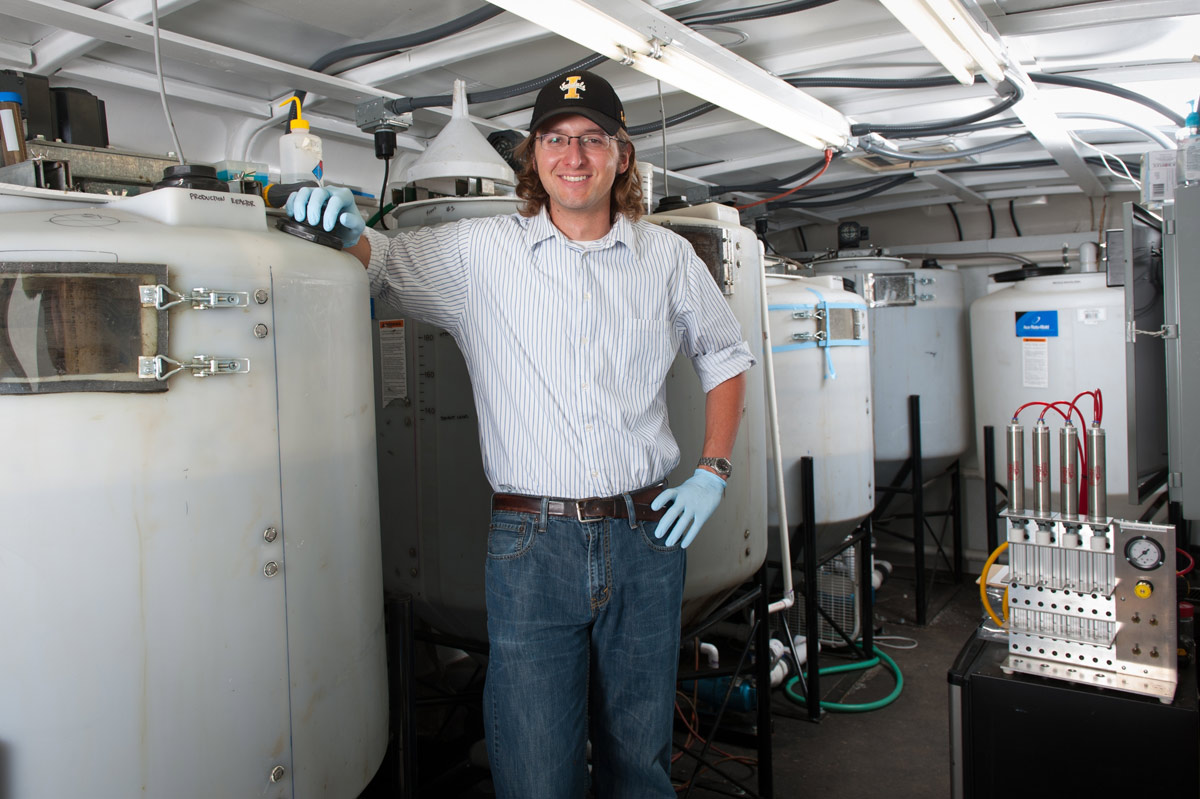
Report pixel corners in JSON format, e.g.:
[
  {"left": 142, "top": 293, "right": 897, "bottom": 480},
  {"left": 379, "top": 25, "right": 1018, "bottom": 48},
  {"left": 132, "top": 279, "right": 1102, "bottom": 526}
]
[{"left": 483, "top": 502, "right": 686, "bottom": 799}]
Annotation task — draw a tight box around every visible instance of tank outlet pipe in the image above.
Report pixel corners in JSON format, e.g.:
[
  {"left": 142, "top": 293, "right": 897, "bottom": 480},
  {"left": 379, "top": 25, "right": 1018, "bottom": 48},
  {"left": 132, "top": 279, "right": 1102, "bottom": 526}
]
[
  {"left": 699, "top": 642, "right": 719, "bottom": 670},
  {"left": 1060, "top": 423, "right": 1079, "bottom": 520},
  {"left": 1031, "top": 421, "right": 1052, "bottom": 517},
  {"left": 1006, "top": 422, "right": 1025, "bottom": 515},
  {"left": 759, "top": 250, "right": 795, "bottom": 617},
  {"left": 1087, "top": 424, "right": 1107, "bottom": 523}
]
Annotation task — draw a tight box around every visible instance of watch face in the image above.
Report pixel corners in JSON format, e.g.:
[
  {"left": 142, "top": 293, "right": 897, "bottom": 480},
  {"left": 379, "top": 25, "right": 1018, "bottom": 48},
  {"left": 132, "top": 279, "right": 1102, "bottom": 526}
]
[{"left": 701, "top": 457, "right": 732, "bottom": 476}]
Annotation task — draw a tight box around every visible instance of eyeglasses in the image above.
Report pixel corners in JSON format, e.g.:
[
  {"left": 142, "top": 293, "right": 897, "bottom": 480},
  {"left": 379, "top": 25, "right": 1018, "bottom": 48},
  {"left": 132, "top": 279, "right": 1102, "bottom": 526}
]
[{"left": 535, "top": 133, "right": 620, "bottom": 152}]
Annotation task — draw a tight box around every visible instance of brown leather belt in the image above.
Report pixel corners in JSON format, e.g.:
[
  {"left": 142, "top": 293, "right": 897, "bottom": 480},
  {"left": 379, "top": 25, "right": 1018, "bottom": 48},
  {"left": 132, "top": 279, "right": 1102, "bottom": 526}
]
[{"left": 491, "top": 481, "right": 668, "bottom": 524}]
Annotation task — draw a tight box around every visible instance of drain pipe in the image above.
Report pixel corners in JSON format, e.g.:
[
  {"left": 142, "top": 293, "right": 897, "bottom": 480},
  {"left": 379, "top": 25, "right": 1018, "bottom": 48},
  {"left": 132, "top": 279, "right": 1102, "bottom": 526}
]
[{"left": 759, "top": 256, "right": 794, "bottom": 616}]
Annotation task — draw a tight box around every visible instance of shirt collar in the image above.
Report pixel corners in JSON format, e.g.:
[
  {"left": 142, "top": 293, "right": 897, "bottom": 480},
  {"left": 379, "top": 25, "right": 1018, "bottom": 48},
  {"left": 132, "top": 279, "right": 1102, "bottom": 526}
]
[{"left": 522, "top": 206, "right": 637, "bottom": 255}]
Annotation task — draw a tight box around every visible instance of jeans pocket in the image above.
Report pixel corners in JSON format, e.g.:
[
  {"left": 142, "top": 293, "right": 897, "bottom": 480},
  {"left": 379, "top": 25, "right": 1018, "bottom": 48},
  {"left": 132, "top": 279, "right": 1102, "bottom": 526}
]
[
  {"left": 638, "top": 519, "right": 677, "bottom": 553},
  {"left": 486, "top": 512, "right": 536, "bottom": 560}
]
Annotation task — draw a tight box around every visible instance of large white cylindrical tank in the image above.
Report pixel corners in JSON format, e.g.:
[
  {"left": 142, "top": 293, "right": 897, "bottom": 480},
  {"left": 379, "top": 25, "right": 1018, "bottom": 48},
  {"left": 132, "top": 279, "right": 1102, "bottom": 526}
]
[
  {"left": 647, "top": 203, "right": 768, "bottom": 628},
  {"left": 970, "top": 271, "right": 1142, "bottom": 516},
  {"left": 765, "top": 273, "right": 874, "bottom": 554},
  {"left": 0, "top": 187, "right": 387, "bottom": 799},
  {"left": 375, "top": 199, "right": 766, "bottom": 638},
  {"left": 812, "top": 257, "right": 971, "bottom": 476}
]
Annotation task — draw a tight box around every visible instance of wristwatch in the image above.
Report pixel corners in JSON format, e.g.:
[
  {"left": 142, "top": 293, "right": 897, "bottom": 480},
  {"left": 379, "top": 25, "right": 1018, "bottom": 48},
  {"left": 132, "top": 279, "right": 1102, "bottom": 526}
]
[{"left": 698, "top": 457, "right": 732, "bottom": 479}]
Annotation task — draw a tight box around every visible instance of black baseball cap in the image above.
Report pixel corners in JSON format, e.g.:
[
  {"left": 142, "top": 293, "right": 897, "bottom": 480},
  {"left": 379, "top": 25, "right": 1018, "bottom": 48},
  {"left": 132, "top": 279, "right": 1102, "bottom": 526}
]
[{"left": 529, "top": 70, "right": 627, "bottom": 136}]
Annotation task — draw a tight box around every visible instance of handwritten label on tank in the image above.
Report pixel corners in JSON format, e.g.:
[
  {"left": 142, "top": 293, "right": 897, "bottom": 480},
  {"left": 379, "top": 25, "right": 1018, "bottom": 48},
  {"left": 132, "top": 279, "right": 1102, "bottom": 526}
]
[
  {"left": 1014, "top": 310, "right": 1058, "bottom": 337},
  {"left": 378, "top": 319, "right": 407, "bottom": 404}
]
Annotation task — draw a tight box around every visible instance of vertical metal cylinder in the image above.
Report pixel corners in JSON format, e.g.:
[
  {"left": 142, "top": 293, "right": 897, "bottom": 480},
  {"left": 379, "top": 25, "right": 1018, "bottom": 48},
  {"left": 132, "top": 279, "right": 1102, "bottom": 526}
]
[
  {"left": 1032, "top": 421, "right": 1052, "bottom": 516},
  {"left": 1087, "top": 425, "right": 1107, "bottom": 522},
  {"left": 1005, "top": 423, "right": 1024, "bottom": 514},
  {"left": 1060, "top": 423, "right": 1079, "bottom": 520}
]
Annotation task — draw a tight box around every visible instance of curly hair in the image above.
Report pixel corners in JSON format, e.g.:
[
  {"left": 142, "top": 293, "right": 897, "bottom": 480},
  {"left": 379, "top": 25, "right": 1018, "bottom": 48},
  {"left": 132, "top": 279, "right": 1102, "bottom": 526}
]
[{"left": 513, "top": 129, "right": 645, "bottom": 224}]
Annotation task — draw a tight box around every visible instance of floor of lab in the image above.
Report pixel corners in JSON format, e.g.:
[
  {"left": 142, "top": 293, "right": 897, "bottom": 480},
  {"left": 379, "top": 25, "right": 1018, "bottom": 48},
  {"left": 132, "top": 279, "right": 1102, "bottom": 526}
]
[
  {"left": 670, "top": 571, "right": 978, "bottom": 799},
  {"left": 365, "top": 563, "right": 980, "bottom": 799}
]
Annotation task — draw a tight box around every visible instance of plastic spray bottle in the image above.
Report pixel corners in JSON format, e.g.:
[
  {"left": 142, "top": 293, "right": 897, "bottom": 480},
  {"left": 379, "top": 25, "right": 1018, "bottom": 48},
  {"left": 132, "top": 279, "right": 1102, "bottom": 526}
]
[
  {"left": 1177, "top": 99, "right": 1200, "bottom": 187},
  {"left": 278, "top": 96, "right": 323, "bottom": 184}
]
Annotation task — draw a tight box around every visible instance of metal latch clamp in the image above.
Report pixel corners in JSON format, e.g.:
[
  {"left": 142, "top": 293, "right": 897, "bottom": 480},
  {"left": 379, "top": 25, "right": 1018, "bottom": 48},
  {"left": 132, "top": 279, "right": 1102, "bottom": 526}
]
[
  {"left": 141, "top": 284, "right": 250, "bottom": 310},
  {"left": 139, "top": 355, "right": 251, "bottom": 381}
]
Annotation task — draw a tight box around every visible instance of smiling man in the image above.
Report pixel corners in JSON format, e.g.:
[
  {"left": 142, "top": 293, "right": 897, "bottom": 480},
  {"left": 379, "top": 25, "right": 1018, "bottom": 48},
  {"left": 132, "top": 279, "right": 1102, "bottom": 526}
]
[{"left": 288, "top": 70, "right": 753, "bottom": 799}]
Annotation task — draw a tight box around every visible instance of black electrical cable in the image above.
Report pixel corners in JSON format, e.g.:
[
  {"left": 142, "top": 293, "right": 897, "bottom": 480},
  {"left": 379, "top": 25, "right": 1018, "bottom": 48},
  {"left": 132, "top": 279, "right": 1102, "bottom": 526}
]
[
  {"left": 1030, "top": 72, "right": 1184, "bottom": 128},
  {"left": 1009, "top": 199, "right": 1022, "bottom": 237},
  {"left": 987, "top": 203, "right": 996, "bottom": 239},
  {"left": 947, "top": 203, "right": 963, "bottom": 241},
  {"left": 290, "top": 5, "right": 505, "bottom": 113},
  {"left": 797, "top": 225, "right": 808, "bottom": 252},
  {"left": 770, "top": 174, "right": 916, "bottom": 209},
  {"left": 851, "top": 83, "right": 1023, "bottom": 138},
  {"left": 679, "top": 0, "right": 839, "bottom": 26},
  {"left": 627, "top": 102, "right": 718, "bottom": 137},
  {"left": 712, "top": 152, "right": 842, "bottom": 193},
  {"left": 385, "top": 53, "right": 608, "bottom": 115},
  {"left": 379, "top": 159, "right": 390, "bottom": 231}
]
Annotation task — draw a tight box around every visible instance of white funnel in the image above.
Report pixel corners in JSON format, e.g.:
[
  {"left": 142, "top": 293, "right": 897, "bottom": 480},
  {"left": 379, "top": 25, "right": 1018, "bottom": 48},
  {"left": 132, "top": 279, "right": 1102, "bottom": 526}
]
[{"left": 405, "top": 80, "right": 516, "bottom": 186}]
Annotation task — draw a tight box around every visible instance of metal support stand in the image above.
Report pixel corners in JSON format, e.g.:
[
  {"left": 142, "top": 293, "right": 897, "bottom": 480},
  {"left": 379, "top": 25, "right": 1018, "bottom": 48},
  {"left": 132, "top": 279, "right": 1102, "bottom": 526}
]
[
  {"left": 778, "top": 456, "right": 877, "bottom": 724},
  {"left": 984, "top": 425, "right": 1000, "bottom": 554},
  {"left": 381, "top": 593, "right": 417, "bottom": 799},
  {"left": 676, "top": 577, "right": 774, "bottom": 798},
  {"left": 873, "top": 394, "right": 964, "bottom": 625}
]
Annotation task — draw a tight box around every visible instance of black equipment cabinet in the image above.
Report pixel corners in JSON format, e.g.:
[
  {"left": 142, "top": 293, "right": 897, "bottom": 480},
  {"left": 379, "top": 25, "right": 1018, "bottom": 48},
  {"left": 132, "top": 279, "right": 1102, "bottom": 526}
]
[{"left": 948, "top": 629, "right": 1198, "bottom": 798}]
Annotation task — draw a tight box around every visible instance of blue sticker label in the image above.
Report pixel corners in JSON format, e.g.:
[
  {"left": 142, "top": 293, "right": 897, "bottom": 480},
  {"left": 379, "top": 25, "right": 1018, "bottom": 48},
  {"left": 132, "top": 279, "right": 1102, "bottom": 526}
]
[
  {"left": 312, "top": 161, "right": 323, "bottom": 180},
  {"left": 1015, "top": 310, "right": 1058, "bottom": 337}
]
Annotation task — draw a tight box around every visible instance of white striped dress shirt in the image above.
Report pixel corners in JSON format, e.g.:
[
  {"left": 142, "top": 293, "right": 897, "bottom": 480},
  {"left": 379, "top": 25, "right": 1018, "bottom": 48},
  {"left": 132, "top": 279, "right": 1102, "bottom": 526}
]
[{"left": 363, "top": 207, "right": 754, "bottom": 499}]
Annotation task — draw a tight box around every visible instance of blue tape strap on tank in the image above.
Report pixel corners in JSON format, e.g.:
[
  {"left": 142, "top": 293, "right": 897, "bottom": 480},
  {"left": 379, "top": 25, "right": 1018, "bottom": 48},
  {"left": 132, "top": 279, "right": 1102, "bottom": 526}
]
[
  {"left": 766, "top": 302, "right": 863, "bottom": 311},
  {"left": 803, "top": 287, "right": 837, "bottom": 379}
]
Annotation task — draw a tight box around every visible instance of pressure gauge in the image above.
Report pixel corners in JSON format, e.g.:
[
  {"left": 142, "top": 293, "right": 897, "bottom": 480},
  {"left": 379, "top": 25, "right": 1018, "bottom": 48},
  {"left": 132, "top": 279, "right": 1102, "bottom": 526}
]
[{"left": 1124, "top": 536, "right": 1164, "bottom": 571}]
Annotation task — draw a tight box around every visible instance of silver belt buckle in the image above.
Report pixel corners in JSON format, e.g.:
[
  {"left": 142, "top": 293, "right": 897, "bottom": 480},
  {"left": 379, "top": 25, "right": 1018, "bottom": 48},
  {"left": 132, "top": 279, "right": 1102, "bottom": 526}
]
[{"left": 575, "top": 499, "right": 605, "bottom": 524}]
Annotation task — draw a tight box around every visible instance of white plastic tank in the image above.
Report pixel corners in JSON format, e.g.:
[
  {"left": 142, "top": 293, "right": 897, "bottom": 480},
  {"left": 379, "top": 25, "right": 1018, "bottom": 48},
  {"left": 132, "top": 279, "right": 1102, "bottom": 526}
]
[
  {"left": 647, "top": 203, "right": 768, "bottom": 628},
  {"left": 970, "top": 270, "right": 1144, "bottom": 517},
  {"left": 812, "top": 256, "right": 971, "bottom": 478},
  {"left": 764, "top": 272, "right": 874, "bottom": 554},
  {"left": 375, "top": 199, "right": 766, "bottom": 638},
  {"left": 0, "top": 187, "right": 387, "bottom": 799}
]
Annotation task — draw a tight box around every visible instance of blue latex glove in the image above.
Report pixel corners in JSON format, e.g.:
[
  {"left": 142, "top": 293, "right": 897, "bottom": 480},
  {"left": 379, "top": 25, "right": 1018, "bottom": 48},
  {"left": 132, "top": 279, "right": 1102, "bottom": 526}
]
[
  {"left": 286, "top": 186, "right": 365, "bottom": 248},
  {"left": 650, "top": 468, "right": 727, "bottom": 549}
]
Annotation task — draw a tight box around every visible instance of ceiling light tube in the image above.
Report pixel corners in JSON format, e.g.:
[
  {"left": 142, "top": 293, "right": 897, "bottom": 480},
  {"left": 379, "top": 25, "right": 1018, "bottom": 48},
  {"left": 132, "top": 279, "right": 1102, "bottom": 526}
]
[
  {"left": 485, "top": 0, "right": 849, "bottom": 149},
  {"left": 878, "top": 0, "right": 1005, "bottom": 85}
]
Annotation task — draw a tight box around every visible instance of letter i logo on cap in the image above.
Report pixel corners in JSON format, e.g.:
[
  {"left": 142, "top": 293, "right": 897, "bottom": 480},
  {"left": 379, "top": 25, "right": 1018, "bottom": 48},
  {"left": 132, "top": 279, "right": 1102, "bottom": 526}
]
[{"left": 560, "top": 75, "right": 585, "bottom": 99}]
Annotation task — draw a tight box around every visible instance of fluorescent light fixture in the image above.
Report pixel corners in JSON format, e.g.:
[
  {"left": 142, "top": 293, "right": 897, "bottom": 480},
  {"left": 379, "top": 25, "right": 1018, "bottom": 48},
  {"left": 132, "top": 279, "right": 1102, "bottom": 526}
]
[
  {"left": 484, "top": 0, "right": 850, "bottom": 150},
  {"left": 878, "top": 0, "right": 1006, "bottom": 84}
]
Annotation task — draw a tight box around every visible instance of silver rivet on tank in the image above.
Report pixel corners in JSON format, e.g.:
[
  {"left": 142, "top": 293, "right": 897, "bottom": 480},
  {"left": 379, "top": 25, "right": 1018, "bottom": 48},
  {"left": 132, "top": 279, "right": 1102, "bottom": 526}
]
[
  {"left": 254, "top": 323, "right": 269, "bottom": 338},
  {"left": 743, "top": 529, "right": 750, "bottom": 539},
  {"left": 264, "top": 527, "right": 278, "bottom": 543},
  {"left": 264, "top": 561, "right": 279, "bottom": 577},
  {"left": 270, "top": 765, "right": 286, "bottom": 783},
  {"left": 255, "top": 289, "right": 269, "bottom": 304}
]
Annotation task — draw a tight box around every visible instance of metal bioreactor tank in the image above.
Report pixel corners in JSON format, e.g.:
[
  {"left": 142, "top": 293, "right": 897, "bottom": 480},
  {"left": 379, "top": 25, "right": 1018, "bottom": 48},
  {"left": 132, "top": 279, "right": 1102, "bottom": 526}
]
[
  {"left": 375, "top": 199, "right": 768, "bottom": 639},
  {"left": 970, "top": 268, "right": 1157, "bottom": 519},
  {"left": 0, "top": 185, "right": 388, "bottom": 799},
  {"left": 764, "top": 268, "right": 874, "bottom": 555},
  {"left": 811, "top": 255, "right": 972, "bottom": 479}
]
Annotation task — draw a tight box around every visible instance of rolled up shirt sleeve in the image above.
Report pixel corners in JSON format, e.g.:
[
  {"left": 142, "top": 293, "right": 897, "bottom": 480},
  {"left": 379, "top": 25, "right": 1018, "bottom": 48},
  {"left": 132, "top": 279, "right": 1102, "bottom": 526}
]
[{"left": 675, "top": 249, "right": 756, "bottom": 393}]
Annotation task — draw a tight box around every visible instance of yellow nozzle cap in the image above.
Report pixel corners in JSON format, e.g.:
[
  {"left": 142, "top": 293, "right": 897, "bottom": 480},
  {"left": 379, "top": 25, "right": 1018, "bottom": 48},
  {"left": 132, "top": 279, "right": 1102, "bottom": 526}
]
[{"left": 279, "top": 96, "right": 309, "bottom": 131}]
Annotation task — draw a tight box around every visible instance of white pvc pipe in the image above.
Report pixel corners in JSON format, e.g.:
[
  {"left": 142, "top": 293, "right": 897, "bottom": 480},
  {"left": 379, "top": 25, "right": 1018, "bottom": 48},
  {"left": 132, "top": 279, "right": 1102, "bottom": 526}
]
[
  {"left": 760, "top": 259, "right": 795, "bottom": 616},
  {"left": 1058, "top": 112, "right": 1175, "bottom": 150}
]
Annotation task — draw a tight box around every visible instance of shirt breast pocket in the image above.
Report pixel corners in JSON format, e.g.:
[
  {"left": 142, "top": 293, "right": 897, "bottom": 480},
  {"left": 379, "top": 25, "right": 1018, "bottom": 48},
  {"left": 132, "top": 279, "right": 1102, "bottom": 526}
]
[{"left": 620, "top": 318, "right": 676, "bottom": 387}]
